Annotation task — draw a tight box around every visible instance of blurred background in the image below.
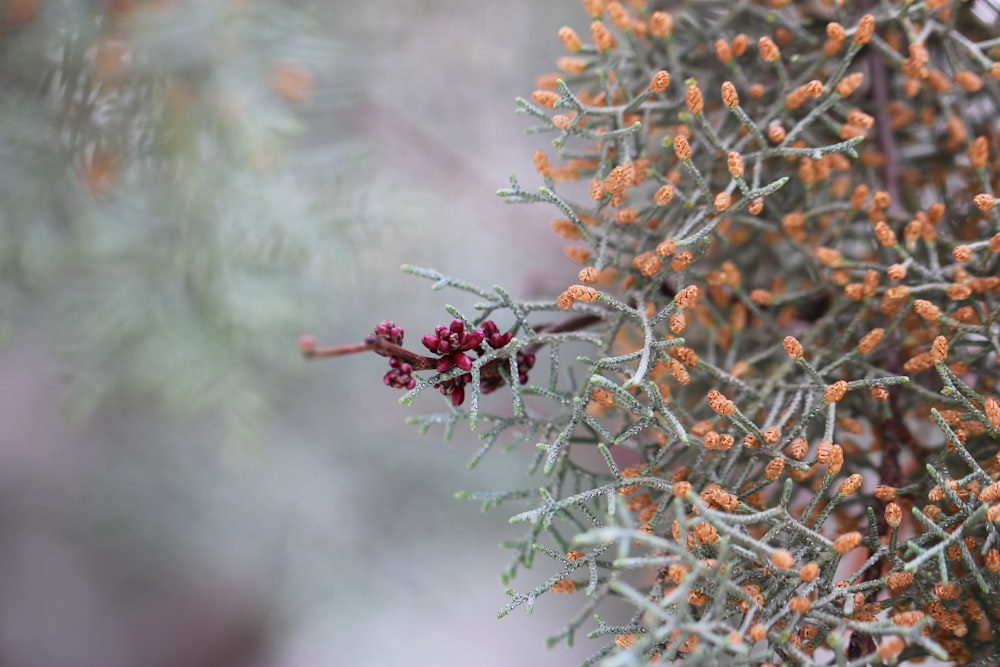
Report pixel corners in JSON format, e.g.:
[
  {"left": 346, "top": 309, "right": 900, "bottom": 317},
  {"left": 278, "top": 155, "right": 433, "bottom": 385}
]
[{"left": 0, "top": 1, "right": 598, "bottom": 665}]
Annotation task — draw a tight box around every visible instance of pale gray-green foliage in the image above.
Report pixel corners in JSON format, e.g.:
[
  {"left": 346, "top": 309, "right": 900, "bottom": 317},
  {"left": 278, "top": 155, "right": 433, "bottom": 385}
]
[
  {"left": 0, "top": 1, "right": 356, "bottom": 438},
  {"left": 402, "top": 270, "right": 942, "bottom": 667},
  {"left": 391, "top": 0, "right": 1000, "bottom": 665}
]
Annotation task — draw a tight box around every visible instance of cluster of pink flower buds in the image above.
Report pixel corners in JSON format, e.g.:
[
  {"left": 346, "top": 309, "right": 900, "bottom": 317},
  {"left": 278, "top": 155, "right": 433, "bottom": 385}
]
[
  {"left": 373, "top": 318, "right": 534, "bottom": 406},
  {"left": 421, "top": 319, "right": 486, "bottom": 373}
]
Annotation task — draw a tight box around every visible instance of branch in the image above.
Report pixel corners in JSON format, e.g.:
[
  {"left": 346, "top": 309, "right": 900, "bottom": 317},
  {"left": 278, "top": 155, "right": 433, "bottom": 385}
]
[
  {"left": 299, "top": 313, "right": 605, "bottom": 368},
  {"left": 299, "top": 334, "right": 439, "bottom": 371}
]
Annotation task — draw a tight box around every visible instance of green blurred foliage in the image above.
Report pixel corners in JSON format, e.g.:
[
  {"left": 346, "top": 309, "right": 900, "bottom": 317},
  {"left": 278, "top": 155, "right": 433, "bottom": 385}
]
[{"left": 0, "top": 0, "right": 356, "bottom": 439}]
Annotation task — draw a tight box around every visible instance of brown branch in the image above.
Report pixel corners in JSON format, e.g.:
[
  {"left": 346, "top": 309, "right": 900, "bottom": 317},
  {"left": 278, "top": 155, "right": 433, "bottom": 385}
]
[
  {"left": 300, "top": 312, "right": 605, "bottom": 369},
  {"left": 858, "top": 0, "right": 904, "bottom": 216},
  {"left": 869, "top": 47, "right": 904, "bottom": 215},
  {"left": 299, "top": 335, "right": 440, "bottom": 370},
  {"left": 299, "top": 341, "right": 368, "bottom": 358},
  {"left": 535, "top": 313, "right": 604, "bottom": 336},
  {"left": 522, "top": 313, "right": 604, "bottom": 356},
  {"left": 856, "top": 387, "right": 923, "bottom": 617}
]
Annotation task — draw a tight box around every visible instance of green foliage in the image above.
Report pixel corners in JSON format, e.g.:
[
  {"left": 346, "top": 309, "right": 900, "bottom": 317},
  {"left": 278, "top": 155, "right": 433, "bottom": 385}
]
[
  {"left": 1, "top": 1, "right": 353, "bottom": 436},
  {"left": 314, "top": 0, "right": 1000, "bottom": 664}
]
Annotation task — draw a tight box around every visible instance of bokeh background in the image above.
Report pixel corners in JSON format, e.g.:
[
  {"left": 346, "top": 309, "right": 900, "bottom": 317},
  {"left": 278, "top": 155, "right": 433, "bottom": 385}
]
[{"left": 0, "top": 1, "right": 602, "bottom": 666}]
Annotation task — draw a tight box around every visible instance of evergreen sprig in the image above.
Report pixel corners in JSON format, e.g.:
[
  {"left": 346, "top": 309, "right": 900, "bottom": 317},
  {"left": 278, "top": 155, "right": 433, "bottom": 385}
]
[{"left": 309, "top": 0, "right": 1000, "bottom": 664}]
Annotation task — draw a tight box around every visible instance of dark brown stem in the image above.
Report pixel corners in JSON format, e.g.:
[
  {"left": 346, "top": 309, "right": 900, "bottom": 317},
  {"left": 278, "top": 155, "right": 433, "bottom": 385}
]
[
  {"left": 847, "top": 630, "right": 876, "bottom": 661},
  {"left": 858, "top": 0, "right": 904, "bottom": 216},
  {"left": 878, "top": 392, "right": 909, "bottom": 487},
  {"left": 535, "top": 313, "right": 604, "bottom": 335},
  {"left": 857, "top": 388, "right": 921, "bottom": 611},
  {"left": 522, "top": 313, "right": 604, "bottom": 356},
  {"left": 869, "top": 47, "right": 904, "bottom": 215}
]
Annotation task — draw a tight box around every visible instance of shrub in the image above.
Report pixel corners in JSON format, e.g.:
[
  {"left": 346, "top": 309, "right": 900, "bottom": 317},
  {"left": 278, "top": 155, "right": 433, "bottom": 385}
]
[{"left": 310, "top": 1, "right": 1000, "bottom": 664}]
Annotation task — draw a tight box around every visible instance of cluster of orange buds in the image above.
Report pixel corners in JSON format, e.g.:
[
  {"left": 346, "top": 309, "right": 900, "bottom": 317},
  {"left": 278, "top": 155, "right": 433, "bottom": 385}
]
[
  {"left": 632, "top": 251, "right": 663, "bottom": 277},
  {"left": 701, "top": 483, "right": 739, "bottom": 511},
  {"left": 785, "top": 80, "right": 823, "bottom": 111},
  {"left": 649, "top": 69, "right": 670, "bottom": 94},
  {"left": 590, "top": 20, "right": 617, "bottom": 52},
  {"left": 984, "top": 399, "right": 1000, "bottom": 430},
  {"left": 758, "top": 36, "right": 780, "bottom": 63},
  {"left": 835, "top": 71, "right": 865, "bottom": 97},
  {"left": 886, "top": 570, "right": 914, "bottom": 594},
  {"left": 617, "top": 465, "right": 644, "bottom": 496},
  {"left": 837, "top": 473, "right": 863, "bottom": 496},
  {"left": 707, "top": 389, "right": 736, "bottom": 416},
  {"left": 783, "top": 335, "right": 804, "bottom": 359},
  {"left": 686, "top": 82, "right": 704, "bottom": 115},
  {"left": 557, "top": 284, "right": 599, "bottom": 309},
  {"left": 814, "top": 246, "right": 843, "bottom": 267},
  {"left": 691, "top": 521, "right": 719, "bottom": 544},
  {"left": 853, "top": 14, "right": 875, "bottom": 45},
  {"left": 823, "top": 380, "right": 848, "bottom": 403},
  {"left": 815, "top": 440, "right": 845, "bottom": 474},
  {"left": 648, "top": 10, "right": 673, "bottom": 37},
  {"left": 701, "top": 430, "right": 735, "bottom": 451},
  {"left": 764, "top": 457, "right": 785, "bottom": 481},
  {"left": 885, "top": 502, "right": 903, "bottom": 528},
  {"left": 823, "top": 21, "right": 845, "bottom": 56},
  {"left": 662, "top": 357, "right": 690, "bottom": 385},
  {"left": 770, "top": 549, "right": 794, "bottom": 569},
  {"left": 668, "top": 345, "right": 699, "bottom": 367},
  {"left": 589, "top": 386, "right": 616, "bottom": 409},
  {"left": 832, "top": 531, "right": 862, "bottom": 554},
  {"left": 799, "top": 562, "right": 820, "bottom": 582},
  {"left": 550, "top": 578, "right": 577, "bottom": 594}
]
